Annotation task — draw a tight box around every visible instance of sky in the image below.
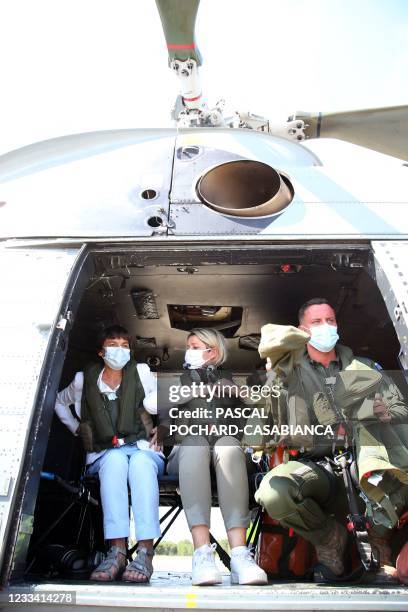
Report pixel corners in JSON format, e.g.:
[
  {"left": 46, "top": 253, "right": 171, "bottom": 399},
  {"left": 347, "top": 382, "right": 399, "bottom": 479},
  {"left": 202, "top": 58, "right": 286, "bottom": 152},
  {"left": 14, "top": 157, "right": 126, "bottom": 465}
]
[
  {"left": 1, "top": 0, "right": 406, "bottom": 544},
  {"left": 0, "top": 0, "right": 407, "bottom": 162}
]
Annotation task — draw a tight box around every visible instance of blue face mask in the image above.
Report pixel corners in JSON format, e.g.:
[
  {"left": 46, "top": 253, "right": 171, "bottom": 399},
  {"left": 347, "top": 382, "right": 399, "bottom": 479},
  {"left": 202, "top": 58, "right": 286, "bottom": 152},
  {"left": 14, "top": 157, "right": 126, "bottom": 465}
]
[
  {"left": 103, "top": 346, "right": 130, "bottom": 370},
  {"left": 308, "top": 324, "right": 339, "bottom": 353}
]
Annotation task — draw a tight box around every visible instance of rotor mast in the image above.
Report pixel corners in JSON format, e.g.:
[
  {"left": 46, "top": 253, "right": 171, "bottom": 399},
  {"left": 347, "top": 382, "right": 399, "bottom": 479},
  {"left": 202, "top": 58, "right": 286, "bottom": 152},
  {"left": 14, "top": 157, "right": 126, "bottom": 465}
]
[{"left": 155, "top": 0, "right": 223, "bottom": 127}]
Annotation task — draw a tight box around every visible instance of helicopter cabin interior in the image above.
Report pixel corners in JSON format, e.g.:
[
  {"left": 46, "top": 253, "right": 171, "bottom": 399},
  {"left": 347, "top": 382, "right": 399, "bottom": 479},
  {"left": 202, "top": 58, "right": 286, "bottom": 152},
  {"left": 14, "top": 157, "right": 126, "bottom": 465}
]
[{"left": 8, "top": 241, "right": 407, "bottom": 585}]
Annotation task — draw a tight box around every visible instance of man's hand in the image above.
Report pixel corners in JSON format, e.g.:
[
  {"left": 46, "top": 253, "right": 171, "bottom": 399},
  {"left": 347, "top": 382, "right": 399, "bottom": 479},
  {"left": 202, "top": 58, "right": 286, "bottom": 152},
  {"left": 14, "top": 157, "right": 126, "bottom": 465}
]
[{"left": 373, "top": 393, "right": 392, "bottom": 423}]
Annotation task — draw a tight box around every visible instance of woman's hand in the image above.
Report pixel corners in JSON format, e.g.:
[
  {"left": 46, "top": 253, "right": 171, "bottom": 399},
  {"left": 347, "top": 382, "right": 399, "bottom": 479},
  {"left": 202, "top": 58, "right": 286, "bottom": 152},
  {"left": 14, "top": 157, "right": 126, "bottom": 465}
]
[{"left": 149, "top": 426, "right": 163, "bottom": 452}]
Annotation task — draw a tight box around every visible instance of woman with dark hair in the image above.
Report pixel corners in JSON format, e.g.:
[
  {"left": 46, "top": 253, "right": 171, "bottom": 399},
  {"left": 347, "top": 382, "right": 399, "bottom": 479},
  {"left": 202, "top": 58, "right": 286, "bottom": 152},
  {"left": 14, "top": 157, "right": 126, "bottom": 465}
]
[{"left": 54, "top": 325, "right": 164, "bottom": 583}]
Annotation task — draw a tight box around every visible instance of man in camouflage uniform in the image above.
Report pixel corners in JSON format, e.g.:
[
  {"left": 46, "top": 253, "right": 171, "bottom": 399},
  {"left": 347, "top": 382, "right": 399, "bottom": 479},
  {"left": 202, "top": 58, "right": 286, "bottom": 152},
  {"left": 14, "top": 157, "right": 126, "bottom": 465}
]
[{"left": 255, "top": 298, "right": 408, "bottom": 582}]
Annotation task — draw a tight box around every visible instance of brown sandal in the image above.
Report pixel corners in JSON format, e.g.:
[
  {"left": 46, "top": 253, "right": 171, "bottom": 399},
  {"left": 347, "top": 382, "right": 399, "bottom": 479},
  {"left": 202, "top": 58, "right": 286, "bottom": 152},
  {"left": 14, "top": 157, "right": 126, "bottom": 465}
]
[
  {"left": 122, "top": 546, "right": 154, "bottom": 583},
  {"left": 90, "top": 545, "right": 127, "bottom": 581}
]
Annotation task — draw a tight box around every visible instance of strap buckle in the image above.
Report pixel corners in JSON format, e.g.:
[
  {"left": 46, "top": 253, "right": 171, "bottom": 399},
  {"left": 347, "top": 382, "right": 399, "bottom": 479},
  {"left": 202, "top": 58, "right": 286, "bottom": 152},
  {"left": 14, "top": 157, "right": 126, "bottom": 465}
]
[
  {"left": 333, "top": 449, "right": 352, "bottom": 466},
  {"left": 112, "top": 436, "right": 125, "bottom": 447}
]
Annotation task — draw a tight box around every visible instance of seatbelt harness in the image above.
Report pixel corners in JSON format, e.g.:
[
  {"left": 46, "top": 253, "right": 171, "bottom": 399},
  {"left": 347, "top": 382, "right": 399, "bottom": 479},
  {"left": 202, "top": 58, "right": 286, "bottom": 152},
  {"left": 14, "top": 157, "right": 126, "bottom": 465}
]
[{"left": 334, "top": 452, "right": 379, "bottom": 572}]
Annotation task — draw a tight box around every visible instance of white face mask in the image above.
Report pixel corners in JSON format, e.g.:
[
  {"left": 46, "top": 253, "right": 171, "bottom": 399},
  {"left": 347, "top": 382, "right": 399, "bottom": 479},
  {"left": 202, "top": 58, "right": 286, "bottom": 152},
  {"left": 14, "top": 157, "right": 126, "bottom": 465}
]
[
  {"left": 103, "top": 346, "right": 131, "bottom": 370},
  {"left": 307, "top": 323, "right": 339, "bottom": 353},
  {"left": 184, "top": 348, "right": 212, "bottom": 369}
]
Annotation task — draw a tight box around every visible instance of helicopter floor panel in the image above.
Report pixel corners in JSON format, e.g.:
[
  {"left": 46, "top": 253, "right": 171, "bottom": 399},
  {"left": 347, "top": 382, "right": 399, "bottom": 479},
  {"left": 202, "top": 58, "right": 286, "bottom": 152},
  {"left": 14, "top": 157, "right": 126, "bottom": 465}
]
[{"left": 2, "top": 574, "right": 408, "bottom": 611}]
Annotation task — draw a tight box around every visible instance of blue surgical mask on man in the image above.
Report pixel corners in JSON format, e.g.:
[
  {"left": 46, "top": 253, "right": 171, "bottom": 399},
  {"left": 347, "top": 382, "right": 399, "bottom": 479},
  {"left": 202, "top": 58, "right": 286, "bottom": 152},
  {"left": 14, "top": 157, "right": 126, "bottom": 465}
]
[
  {"left": 307, "top": 323, "right": 339, "bottom": 353},
  {"left": 103, "top": 346, "right": 131, "bottom": 370}
]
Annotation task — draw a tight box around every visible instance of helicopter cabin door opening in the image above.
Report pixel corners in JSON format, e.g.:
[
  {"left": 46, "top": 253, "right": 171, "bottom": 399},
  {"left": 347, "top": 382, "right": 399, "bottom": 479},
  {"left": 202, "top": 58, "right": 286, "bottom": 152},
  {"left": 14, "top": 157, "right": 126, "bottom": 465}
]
[{"left": 1, "top": 240, "right": 408, "bottom": 605}]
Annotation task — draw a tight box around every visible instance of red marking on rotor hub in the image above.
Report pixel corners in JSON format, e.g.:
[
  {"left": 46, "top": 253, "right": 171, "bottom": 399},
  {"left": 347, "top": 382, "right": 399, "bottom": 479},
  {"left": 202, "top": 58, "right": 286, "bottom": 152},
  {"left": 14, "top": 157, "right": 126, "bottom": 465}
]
[
  {"left": 183, "top": 94, "right": 202, "bottom": 102},
  {"left": 168, "top": 43, "right": 195, "bottom": 49}
]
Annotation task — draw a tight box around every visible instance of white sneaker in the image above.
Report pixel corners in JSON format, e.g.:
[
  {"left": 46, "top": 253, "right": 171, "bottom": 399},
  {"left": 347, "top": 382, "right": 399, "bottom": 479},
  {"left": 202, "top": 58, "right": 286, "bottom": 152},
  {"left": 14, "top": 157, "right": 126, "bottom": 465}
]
[
  {"left": 230, "top": 546, "right": 268, "bottom": 585},
  {"left": 192, "top": 543, "right": 223, "bottom": 586}
]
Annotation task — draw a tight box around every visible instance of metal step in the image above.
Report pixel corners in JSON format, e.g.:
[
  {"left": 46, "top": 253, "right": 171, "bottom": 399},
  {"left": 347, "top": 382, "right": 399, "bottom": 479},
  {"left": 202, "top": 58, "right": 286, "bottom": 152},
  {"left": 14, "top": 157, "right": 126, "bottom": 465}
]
[{"left": 1, "top": 573, "right": 408, "bottom": 611}]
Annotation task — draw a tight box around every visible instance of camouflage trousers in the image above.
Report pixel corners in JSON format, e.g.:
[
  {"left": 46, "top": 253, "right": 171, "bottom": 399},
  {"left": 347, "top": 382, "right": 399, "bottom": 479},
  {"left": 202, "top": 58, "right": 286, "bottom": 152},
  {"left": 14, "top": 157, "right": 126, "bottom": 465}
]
[{"left": 254, "top": 459, "right": 408, "bottom": 545}]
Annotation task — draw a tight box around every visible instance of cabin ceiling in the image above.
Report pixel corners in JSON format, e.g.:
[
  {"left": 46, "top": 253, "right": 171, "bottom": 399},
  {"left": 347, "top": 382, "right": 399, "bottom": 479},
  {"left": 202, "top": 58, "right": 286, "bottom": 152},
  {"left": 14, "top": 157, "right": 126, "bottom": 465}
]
[{"left": 60, "top": 248, "right": 400, "bottom": 383}]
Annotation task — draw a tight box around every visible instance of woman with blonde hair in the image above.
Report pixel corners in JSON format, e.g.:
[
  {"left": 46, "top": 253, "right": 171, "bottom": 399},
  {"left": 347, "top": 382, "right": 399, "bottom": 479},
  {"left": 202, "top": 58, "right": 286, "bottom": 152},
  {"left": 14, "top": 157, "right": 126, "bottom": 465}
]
[{"left": 166, "top": 328, "right": 267, "bottom": 586}]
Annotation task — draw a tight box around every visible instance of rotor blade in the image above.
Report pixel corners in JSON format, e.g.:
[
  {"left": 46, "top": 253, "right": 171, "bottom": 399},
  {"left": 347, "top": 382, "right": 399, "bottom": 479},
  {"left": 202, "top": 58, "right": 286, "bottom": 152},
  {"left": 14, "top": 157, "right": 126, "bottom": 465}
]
[
  {"left": 294, "top": 106, "right": 408, "bottom": 160},
  {"left": 155, "top": 0, "right": 202, "bottom": 66}
]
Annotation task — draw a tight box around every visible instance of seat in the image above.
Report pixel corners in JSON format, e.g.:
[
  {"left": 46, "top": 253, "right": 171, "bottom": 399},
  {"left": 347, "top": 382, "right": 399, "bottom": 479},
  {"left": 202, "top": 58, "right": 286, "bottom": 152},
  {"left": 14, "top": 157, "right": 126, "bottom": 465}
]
[
  {"left": 32, "top": 451, "right": 266, "bottom": 575},
  {"left": 80, "top": 467, "right": 265, "bottom": 570}
]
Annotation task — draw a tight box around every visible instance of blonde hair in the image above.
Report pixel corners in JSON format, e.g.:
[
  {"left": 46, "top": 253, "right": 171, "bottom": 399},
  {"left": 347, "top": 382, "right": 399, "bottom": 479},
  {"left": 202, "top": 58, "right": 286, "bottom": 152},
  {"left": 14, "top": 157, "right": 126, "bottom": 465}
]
[{"left": 188, "top": 328, "right": 227, "bottom": 366}]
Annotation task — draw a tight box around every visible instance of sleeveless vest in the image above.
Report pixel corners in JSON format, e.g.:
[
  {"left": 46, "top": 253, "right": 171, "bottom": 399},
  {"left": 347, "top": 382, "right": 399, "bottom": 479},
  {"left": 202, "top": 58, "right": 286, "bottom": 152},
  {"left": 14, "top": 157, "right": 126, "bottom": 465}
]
[{"left": 79, "top": 359, "right": 145, "bottom": 452}]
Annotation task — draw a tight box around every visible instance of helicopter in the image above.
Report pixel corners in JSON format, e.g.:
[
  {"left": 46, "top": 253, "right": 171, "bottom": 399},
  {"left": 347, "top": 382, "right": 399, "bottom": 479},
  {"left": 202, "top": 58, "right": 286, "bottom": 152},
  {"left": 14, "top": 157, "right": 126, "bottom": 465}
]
[{"left": 0, "top": 0, "right": 408, "bottom": 609}]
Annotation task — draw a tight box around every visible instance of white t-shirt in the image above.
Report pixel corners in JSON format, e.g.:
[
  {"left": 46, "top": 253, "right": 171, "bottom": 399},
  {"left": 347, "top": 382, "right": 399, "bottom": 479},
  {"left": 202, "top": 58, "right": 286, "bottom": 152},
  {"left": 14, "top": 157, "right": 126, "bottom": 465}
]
[{"left": 54, "top": 363, "right": 160, "bottom": 464}]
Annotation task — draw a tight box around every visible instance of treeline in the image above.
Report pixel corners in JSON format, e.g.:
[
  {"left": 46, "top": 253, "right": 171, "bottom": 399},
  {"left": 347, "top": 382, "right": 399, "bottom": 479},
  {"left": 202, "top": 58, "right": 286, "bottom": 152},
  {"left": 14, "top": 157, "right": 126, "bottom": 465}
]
[{"left": 155, "top": 539, "right": 230, "bottom": 556}]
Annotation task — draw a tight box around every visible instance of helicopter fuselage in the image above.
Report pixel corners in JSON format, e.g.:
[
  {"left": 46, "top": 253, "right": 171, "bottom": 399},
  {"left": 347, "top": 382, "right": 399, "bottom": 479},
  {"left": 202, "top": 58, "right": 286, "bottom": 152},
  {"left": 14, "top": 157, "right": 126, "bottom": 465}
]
[{"left": 1, "top": 128, "right": 407, "bottom": 242}]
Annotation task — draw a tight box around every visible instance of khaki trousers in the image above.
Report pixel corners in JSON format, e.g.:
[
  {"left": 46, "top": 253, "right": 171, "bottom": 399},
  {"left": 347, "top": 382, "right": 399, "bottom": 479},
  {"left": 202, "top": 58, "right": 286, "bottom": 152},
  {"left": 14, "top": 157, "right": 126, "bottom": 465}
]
[{"left": 167, "top": 436, "right": 251, "bottom": 531}]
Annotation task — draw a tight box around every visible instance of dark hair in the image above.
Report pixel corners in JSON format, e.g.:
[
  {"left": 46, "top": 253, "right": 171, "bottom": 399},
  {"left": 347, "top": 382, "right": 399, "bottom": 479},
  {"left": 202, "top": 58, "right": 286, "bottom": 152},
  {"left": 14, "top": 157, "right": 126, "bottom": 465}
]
[
  {"left": 97, "top": 325, "right": 130, "bottom": 350},
  {"left": 298, "top": 298, "right": 334, "bottom": 323}
]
